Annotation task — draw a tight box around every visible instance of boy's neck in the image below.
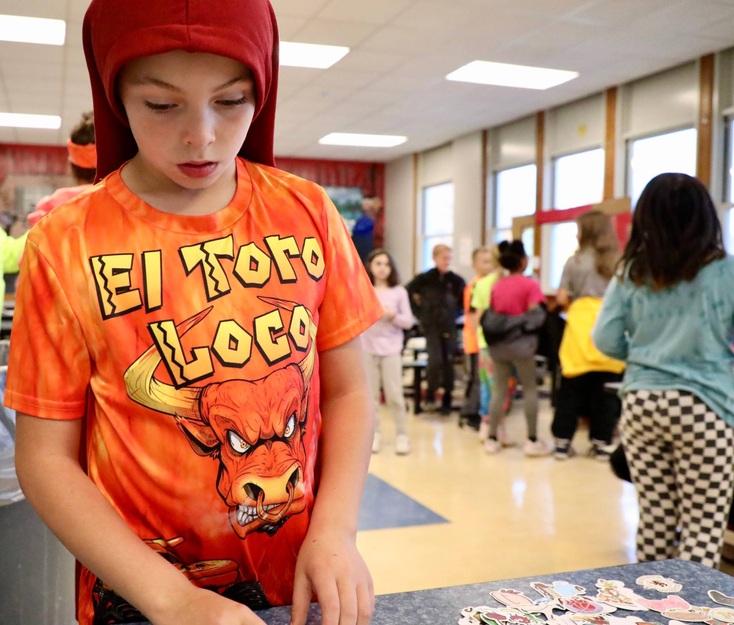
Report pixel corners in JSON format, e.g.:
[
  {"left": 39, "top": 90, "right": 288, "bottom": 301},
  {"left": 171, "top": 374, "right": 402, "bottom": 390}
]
[{"left": 120, "top": 156, "right": 238, "bottom": 216}]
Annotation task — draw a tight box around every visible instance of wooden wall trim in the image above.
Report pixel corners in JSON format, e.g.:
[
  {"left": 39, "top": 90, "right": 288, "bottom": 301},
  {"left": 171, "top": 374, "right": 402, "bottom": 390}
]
[
  {"left": 603, "top": 87, "right": 617, "bottom": 200},
  {"left": 412, "top": 152, "right": 419, "bottom": 276},
  {"left": 697, "top": 54, "right": 715, "bottom": 187}
]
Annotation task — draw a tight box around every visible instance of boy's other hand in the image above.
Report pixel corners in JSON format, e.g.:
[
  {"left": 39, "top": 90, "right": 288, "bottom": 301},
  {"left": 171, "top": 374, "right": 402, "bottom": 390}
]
[
  {"left": 149, "top": 584, "right": 267, "bottom": 625},
  {"left": 291, "top": 529, "right": 374, "bottom": 625}
]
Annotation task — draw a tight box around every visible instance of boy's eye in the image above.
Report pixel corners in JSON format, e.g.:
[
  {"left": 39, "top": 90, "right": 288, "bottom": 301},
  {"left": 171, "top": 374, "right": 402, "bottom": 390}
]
[
  {"left": 217, "top": 96, "right": 249, "bottom": 108},
  {"left": 144, "top": 101, "right": 175, "bottom": 112}
]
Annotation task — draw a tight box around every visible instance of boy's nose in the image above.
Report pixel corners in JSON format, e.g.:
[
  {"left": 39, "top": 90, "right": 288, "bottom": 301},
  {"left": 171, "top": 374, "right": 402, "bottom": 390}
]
[{"left": 183, "top": 109, "right": 215, "bottom": 148}]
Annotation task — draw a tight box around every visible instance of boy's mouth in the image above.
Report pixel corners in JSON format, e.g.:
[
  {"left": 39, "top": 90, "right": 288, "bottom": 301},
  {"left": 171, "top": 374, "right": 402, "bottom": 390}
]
[{"left": 178, "top": 161, "right": 218, "bottom": 179}]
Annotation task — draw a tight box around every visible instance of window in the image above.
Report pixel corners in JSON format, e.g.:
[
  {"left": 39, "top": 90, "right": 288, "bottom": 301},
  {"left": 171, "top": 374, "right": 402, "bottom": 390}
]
[
  {"left": 724, "top": 118, "right": 734, "bottom": 253},
  {"left": 520, "top": 226, "right": 536, "bottom": 277},
  {"left": 493, "top": 164, "right": 536, "bottom": 242},
  {"left": 725, "top": 210, "right": 734, "bottom": 255},
  {"left": 628, "top": 128, "right": 697, "bottom": 208},
  {"left": 420, "top": 182, "right": 454, "bottom": 271},
  {"left": 543, "top": 221, "right": 579, "bottom": 291},
  {"left": 552, "top": 148, "right": 604, "bottom": 209}
]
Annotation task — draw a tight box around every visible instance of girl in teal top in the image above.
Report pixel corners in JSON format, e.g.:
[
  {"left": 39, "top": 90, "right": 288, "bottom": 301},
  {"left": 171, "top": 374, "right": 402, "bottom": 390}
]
[{"left": 593, "top": 172, "right": 734, "bottom": 568}]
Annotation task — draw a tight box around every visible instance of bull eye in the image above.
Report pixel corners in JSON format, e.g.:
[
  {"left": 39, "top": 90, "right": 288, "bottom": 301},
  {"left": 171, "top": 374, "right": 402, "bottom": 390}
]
[
  {"left": 283, "top": 413, "right": 296, "bottom": 438},
  {"left": 227, "top": 430, "right": 251, "bottom": 455}
]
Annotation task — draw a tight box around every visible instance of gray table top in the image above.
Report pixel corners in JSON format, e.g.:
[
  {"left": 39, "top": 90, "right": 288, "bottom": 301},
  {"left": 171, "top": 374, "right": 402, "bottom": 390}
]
[{"left": 133, "top": 559, "right": 734, "bottom": 625}]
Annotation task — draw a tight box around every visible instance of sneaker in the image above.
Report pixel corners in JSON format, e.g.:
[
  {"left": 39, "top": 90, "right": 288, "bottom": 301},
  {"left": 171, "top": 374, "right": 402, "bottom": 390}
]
[
  {"left": 497, "top": 423, "right": 515, "bottom": 447},
  {"left": 372, "top": 432, "right": 381, "bottom": 454},
  {"left": 523, "top": 439, "right": 551, "bottom": 457},
  {"left": 421, "top": 399, "right": 437, "bottom": 413},
  {"left": 553, "top": 439, "right": 576, "bottom": 460},
  {"left": 395, "top": 434, "right": 411, "bottom": 455},
  {"left": 588, "top": 439, "right": 614, "bottom": 462},
  {"left": 483, "top": 438, "right": 501, "bottom": 454},
  {"left": 478, "top": 418, "right": 490, "bottom": 442},
  {"left": 461, "top": 414, "right": 481, "bottom": 430}
]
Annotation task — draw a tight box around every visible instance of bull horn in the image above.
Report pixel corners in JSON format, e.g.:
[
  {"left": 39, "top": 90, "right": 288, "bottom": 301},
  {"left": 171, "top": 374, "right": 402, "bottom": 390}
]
[
  {"left": 257, "top": 297, "right": 317, "bottom": 382},
  {"left": 298, "top": 313, "right": 317, "bottom": 382},
  {"left": 124, "top": 309, "right": 211, "bottom": 421}
]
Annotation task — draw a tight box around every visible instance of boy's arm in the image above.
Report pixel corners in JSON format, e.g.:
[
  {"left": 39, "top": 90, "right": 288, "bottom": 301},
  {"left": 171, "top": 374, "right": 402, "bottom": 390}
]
[
  {"left": 291, "top": 336, "right": 374, "bottom": 625},
  {"left": 405, "top": 274, "right": 424, "bottom": 311},
  {"left": 15, "top": 413, "right": 265, "bottom": 625},
  {"left": 392, "top": 286, "right": 416, "bottom": 330}
]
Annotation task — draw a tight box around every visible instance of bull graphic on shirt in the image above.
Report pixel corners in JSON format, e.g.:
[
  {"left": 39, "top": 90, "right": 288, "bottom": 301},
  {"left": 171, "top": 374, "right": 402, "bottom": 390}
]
[{"left": 124, "top": 298, "right": 316, "bottom": 539}]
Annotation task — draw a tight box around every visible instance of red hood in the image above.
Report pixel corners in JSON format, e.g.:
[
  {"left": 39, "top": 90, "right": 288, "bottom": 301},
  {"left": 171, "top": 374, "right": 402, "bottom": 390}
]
[{"left": 83, "top": 0, "right": 279, "bottom": 180}]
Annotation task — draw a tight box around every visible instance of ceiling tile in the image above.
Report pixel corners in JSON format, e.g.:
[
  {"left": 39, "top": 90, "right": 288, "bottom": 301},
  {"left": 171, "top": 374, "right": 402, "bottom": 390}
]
[{"left": 3, "top": 0, "right": 734, "bottom": 160}]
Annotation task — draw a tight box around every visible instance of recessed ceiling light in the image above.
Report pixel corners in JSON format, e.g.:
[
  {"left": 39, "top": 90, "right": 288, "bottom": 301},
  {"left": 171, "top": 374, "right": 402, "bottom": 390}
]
[
  {"left": 446, "top": 60, "right": 578, "bottom": 90},
  {"left": 0, "top": 14, "right": 65, "bottom": 46},
  {"left": 0, "top": 113, "right": 61, "bottom": 129},
  {"left": 280, "top": 42, "right": 349, "bottom": 69},
  {"left": 319, "top": 133, "right": 407, "bottom": 148}
]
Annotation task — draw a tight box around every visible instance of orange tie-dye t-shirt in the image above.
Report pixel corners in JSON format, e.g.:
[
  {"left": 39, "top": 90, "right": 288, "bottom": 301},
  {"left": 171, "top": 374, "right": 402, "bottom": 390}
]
[{"left": 5, "top": 158, "right": 382, "bottom": 624}]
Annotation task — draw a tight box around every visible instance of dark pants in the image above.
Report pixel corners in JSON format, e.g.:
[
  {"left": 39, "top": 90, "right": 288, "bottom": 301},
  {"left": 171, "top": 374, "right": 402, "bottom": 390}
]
[
  {"left": 551, "top": 371, "right": 622, "bottom": 444},
  {"left": 462, "top": 352, "right": 480, "bottom": 417},
  {"left": 425, "top": 330, "right": 456, "bottom": 408}
]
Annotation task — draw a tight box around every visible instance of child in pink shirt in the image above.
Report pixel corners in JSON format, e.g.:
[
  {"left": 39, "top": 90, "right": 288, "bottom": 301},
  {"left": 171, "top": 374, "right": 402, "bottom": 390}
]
[
  {"left": 485, "top": 240, "right": 548, "bottom": 456},
  {"left": 362, "top": 249, "right": 415, "bottom": 455}
]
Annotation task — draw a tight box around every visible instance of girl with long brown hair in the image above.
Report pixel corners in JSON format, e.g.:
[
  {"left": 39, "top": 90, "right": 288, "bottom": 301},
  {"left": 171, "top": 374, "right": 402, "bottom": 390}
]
[{"left": 551, "top": 210, "right": 625, "bottom": 460}]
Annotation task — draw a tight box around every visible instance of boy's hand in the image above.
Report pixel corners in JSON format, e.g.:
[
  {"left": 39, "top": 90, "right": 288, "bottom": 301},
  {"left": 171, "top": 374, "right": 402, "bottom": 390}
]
[
  {"left": 291, "top": 529, "right": 374, "bottom": 625},
  {"left": 147, "top": 584, "right": 267, "bottom": 625}
]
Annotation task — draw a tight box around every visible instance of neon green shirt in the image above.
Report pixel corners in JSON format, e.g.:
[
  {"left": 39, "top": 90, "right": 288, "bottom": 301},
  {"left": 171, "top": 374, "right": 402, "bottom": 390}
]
[{"left": 470, "top": 271, "right": 501, "bottom": 349}]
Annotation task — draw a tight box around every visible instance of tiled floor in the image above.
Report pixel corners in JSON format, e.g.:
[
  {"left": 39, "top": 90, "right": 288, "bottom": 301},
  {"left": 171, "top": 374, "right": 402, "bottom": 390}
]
[{"left": 359, "top": 393, "right": 644, "bottom": 596}]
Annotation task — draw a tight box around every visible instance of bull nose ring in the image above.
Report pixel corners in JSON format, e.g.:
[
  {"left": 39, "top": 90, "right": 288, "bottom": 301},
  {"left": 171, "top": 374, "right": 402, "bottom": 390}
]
[{"left": 255, "top": 482, "right": 295, "bottom": 522}]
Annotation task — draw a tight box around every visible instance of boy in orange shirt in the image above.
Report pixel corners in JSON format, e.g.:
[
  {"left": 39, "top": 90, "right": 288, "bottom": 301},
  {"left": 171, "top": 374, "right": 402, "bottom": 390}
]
[
  {"left": 460, "top": 247, "right": 493, "bottom": 429},
  {"left": 5, "top": 2, "right": 382, "bottom": 624}
]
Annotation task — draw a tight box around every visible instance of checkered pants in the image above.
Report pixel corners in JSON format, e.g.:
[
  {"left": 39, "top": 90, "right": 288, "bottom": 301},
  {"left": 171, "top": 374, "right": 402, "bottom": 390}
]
[{"left": 621, "top": 390, "right": 734, "bottom": 568}]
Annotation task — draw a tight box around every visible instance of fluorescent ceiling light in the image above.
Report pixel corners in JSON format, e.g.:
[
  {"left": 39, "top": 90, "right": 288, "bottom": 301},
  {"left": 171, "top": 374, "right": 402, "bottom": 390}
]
[
  {"left": 280, "top": 41, "right": 349, "bottom": 69},
  {"left": 0, "top": 14, "right": 65, "bottom": 46},
  {"left": 446, "top": 60, "right": 578, "bottom": 90},
  {"left": 319, "top": 133, "right": 407, "bottom": 148},
  {"left": 0, "top": 113, "right": 61, "bottom": 129}
]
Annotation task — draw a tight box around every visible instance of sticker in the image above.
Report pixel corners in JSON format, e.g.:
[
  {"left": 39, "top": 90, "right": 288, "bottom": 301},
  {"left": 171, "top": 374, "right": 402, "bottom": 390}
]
[
  {"left": 560, "top": 596, "right": 616, "bottom": 616},
  {"left": 459, "top": 606, "right": 495, "bottom": 625},
  {"left": 638, "top": 596, "right": 691, "bottom": 614},
  {"left": 595, "top": 580, "right": 648, "bottom": 611},
  {"left": 661, "top": 607, "right": 709, "bottom": 622},
  {"left": 606, "top": 616, "right": 662, "bottom": 625},
  {"left": 708, "top": 607, "right": 734, "bottom": 623},
  {"left": 459, "top": 606, "right": 547, "bottom": 625},
  {"left": 637, "top": 576, "right": 683, "bottom": 593},
  {"left": 545, "top": 615, "right": 583, "bottom": 625},
  {"left": 571, "top": 615, "right": 611, "bottom": 625},
  {"left": 533, "top": 581, "right": 588, "bottom": 600},
  {"left": 491, "top": 588, "right": 557, "bottom": 618},
  {"left": 709, "top": 592, "right": 734, "bottom": 608}
]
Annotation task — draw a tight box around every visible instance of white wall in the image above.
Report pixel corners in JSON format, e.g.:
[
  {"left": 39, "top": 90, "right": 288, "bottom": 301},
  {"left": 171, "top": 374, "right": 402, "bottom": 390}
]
[
  {"left": 450, "top": 132, "right": 484, "bottom": 279},
  {"left": 384, "top": 155, "right": 415, "bottom": 284},
  {"left": 488, "top": 116, "right": 536, "bottom": 171},
  {"left": 386, "top": 134, "right": 484, "bottom": 282},
  {"left": 621, "top": 62, "right": 697, "bottom": 138},
  {"left": 546, "top": 94, "right": 605, "bottom": 157},
  {"left": 384, "top": 52, "right": 731, "bottom": 289}
]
